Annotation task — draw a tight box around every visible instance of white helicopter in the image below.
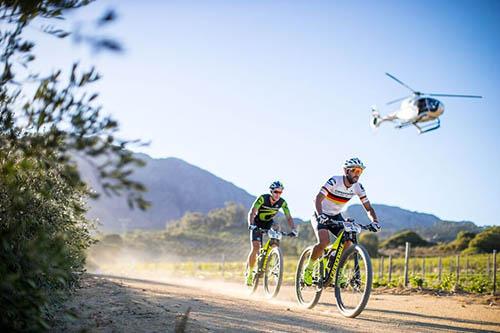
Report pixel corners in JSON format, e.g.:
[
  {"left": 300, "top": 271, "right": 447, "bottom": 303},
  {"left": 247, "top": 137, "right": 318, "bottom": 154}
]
[{"left": 371, "top": 73, "right": 482, "bottom": 134}]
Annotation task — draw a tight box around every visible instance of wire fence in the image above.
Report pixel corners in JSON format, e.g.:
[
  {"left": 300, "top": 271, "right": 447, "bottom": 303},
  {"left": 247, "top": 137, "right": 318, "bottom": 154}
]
[
  {"left": 119, "top": 246, "right": 498, "bottom": 295},
  {"left": 372, "top": 244, "right": 498, "bottom": 294}
]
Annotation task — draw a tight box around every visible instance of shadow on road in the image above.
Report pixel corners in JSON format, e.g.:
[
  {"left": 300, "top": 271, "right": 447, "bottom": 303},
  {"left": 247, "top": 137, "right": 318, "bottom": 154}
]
[{"left": 361, "top": 308, "right": 499, "bottom": 333}]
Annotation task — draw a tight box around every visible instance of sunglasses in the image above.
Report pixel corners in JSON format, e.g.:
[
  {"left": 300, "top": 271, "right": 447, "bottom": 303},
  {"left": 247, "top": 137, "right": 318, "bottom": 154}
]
[
  {"left": 348, "top": 168, "right": 363, "bottom": 176},
  {"left": 273, "top": 190, "right": 283, "bottom": 194}
]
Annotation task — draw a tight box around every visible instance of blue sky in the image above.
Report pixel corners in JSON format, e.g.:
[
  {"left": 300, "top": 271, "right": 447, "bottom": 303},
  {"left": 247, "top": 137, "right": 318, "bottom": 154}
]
[{"left": 29, "top": 0, "right": 499, "bottom": 225}]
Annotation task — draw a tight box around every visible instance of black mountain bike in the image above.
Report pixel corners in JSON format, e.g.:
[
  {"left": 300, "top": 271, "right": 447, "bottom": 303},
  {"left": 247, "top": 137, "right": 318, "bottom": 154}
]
[
  {"left": 246, "top": 227, "right": 295, "bottom": 298},
  {"left": 295, "top": 219, "right": 375, "bottom": 318}
]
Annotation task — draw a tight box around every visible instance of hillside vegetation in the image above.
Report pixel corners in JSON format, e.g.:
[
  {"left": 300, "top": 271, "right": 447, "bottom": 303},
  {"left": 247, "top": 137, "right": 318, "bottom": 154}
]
[
  {"left": 0, "top": 2, "right": 146, "bottom": 330},
  {"left": 89, "top": 203, "right": 316, "bottom": 264},
  {"left": 90, "top": 208, "right": 499, "bottom": 268}
]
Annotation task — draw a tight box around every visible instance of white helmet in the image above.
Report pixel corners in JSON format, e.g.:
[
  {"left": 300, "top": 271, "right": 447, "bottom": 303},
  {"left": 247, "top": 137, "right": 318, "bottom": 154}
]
[{"left": 343, "top": 158, "right": 366, "bottom": 170}]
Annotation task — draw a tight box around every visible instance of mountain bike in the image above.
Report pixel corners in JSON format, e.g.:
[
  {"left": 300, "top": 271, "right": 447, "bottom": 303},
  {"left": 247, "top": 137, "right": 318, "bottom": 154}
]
[
  {"left": 246, "top": 226, "right": 295, "bottom": 298},
  {"left": 295, "top": 219, "right": 374, "bottom": 318}
]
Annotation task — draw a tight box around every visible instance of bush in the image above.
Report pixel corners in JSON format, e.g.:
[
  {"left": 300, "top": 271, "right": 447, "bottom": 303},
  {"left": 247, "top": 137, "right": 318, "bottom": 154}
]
[
  {"left": 0, "top": 160, "right": 94, "bottom": 330},
  {"left": 0, "top": 1, "right": 146, "bottom": 330},
  {"left": 465, "top": 227, "right": 500, "bottom": 254},
  {"left": 381, "top": 230, "right": 431, "bottom": 249}
]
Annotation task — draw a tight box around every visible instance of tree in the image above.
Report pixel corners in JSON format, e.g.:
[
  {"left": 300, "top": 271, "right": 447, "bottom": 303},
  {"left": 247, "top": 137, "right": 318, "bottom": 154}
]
[{"left": 0, "top": 1, "right": 148, "bottom": 330}]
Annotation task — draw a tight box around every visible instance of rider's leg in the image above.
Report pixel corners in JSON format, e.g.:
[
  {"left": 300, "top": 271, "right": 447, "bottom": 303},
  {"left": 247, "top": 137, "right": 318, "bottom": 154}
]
[
  {"left": 307, "top": 229, "right": 330, "bottom": 269},
  {"left": 247, "top": 240, "right": 261, "bottom": 270}
]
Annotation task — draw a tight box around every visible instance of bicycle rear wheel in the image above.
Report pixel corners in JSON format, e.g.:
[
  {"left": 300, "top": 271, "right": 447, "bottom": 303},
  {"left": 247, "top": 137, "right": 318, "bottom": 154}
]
[
  {"left": 264, "top": 247, "right": 283, "bottom": 298},
  {"left": 334, "top": 244, "right": 372, "bottom": 318},
  {"left": 295, "top": 246, "right": 322, "bottom": 309}
]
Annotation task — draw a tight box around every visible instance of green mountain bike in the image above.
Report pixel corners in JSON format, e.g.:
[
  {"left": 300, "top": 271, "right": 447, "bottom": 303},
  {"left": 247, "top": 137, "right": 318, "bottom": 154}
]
[
  {"left": 295, "top": 219, "right": 374, "bottom": 318},
  {"left": 246, "top": 227, "right": 295, "bottom": 298}
]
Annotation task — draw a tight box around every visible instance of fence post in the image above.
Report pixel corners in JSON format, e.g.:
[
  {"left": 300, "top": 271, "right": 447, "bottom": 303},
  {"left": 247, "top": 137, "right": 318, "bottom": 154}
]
[
  {"left": 404, "top": 242, "right": 410, "bottom": 287},
  {"left": 221, "top": 254, "right": 225, "bottom": 280},
  {"left": 388, "top": 255, "right": 393, "bottom": 283},
  {"left": 465, "top": 256, "right": 469, "bottom": 276},
  {"left": 422, "top": 257, "right": 426, "bottom": 279},
  {"left": 438, "top": 256, "right": 442, "bottom": 283},
  {"left": 379, "top": 256, "right": 384, "bottom": 280},
  {"left": 487, "top": 254, "right": 491, "bottom": 277},
  {"left": 493, "top": 250, "right": 497, "bottom": 295},
  {"left": 455, "top": 255, "right": 460, "bottom": 288}
]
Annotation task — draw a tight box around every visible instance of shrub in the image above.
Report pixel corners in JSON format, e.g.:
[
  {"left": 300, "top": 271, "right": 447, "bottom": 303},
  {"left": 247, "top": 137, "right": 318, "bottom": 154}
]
[
  {"left": 465, "top": 227, "right": 500, "bottom": 254},
  {"left": 381, "top": 230, "right": 431, "bottom": 249}
]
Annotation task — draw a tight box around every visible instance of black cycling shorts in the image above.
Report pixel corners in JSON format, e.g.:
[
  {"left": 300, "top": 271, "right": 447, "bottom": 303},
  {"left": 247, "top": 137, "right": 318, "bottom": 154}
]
[
  {"left": 249, "top": 219, "right": 274, "bottom": 242},
  {"left": 311, "top": 212, "right": 345, "bottom": 240}
]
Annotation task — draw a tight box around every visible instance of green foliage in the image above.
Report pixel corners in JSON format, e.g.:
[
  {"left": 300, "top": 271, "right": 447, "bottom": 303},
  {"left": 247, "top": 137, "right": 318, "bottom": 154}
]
[
  {"left": 409, "top": 275, "right": 424, "bottom": 288},
  {"left": 438, "top": 230, "right": 477, "bottom": 253},
  {"left": 380, "top": 230, "right": 431, "bottom": 249},
  {"left": 0, "top": 1, "right": 147, "bottom": 330},
  {"left": 0, "top": 158, "right": 94, "bottom": 330},
  {"left": 437, "top": 274, "right": 455, "bottom": 292},
  {"left": 465, "top": 226, "right": 500, "bottom": 254},
  {"left": 460, "top": 275, "right": 490, "bottom": 294},
  {"left": 359, "top": 233, "right": 379, "bottom": 258}
]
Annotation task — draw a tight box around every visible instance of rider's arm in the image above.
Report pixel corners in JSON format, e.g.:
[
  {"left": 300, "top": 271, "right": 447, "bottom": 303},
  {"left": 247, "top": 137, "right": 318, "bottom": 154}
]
[
  {"left": 362, "top": 201, "right": 379, "bottom": 224},
  {"left": 355, "top": 183, "right": 379, "bottom": 224},
  {"left": 315, "top": 192, "right": 326, "bottom": 215},
  {"left": 248, "top": 207, "right": 258, "bottom": 226},
  {"left": 248, "top": 195, "right": 264, "bottom": 226},
  {"left": 281, "top": 200, "right": 295, "bottom": 230}
]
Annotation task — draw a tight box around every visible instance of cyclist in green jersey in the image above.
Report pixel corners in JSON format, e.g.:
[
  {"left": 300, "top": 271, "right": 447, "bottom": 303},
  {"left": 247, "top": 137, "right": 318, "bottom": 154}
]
[{"left": 245, "top": 181, "right": 297, "bottom": 286}]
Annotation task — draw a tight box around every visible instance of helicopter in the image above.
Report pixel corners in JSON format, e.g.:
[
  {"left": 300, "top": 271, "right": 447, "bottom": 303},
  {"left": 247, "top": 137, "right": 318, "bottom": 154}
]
[{"left": 371, "top": 73, "right": 482, "bottom": 134}]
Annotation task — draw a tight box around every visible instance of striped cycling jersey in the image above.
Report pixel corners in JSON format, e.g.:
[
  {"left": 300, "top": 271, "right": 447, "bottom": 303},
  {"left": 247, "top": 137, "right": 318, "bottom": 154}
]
[
  {"left": 252, "top": 194, "right": 290, "bottom": 223},
  {"left": 319, "top": 175, "right": 369, "bottom": 215}
]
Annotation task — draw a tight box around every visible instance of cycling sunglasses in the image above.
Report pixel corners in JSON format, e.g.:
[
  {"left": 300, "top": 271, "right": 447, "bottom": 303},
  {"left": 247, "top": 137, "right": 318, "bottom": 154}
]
[
  {"left": 348, "top": 167, "right": 364, "bottom": 176},
  {"left": 273, "top": 190, "right": 283, "bottom": 194}
]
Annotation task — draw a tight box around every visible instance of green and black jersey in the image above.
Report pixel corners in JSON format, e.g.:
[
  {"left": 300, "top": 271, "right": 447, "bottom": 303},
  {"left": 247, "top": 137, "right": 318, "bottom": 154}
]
[{"left": 252, "top": 194, "right": 290, "bottom": 227}]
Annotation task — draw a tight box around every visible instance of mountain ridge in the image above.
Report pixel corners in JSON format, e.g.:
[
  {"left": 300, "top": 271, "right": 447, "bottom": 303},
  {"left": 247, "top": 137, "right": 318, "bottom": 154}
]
[{"left": 78, "top": 153, "right": 482, "bottom": 240}]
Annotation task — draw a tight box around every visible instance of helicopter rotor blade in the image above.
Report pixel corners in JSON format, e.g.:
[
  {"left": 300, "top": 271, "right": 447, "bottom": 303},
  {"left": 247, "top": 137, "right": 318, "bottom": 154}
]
[
  {"left": 427, "top": 93, "right": 482, "bottom": 98},
  {"left": 386, "top": 95, "right": 410, "bottom": 105},
  {"left": 385, "top": 72, "right": 416, "bottom": 93}
]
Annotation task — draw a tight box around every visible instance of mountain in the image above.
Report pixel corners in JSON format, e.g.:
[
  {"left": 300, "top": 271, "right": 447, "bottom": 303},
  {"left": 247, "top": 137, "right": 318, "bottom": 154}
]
[
  {"left": 77, "top": 153, "right": 255, "bottom": 232},
  {"left": 346, "top": 204, "right": 482, "bottom": 241},
  {"left": 78, "top": 153, "right": 482, "bottom": 240}
]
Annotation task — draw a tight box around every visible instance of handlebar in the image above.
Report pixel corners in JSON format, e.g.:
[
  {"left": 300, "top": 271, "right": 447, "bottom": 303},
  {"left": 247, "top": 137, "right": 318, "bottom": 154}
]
[
  {"left": 321, "top": 219, "right": 374, "bottom": 231},
  {"left": 252, "top": 227, "right": 296, "bottom": 237}
]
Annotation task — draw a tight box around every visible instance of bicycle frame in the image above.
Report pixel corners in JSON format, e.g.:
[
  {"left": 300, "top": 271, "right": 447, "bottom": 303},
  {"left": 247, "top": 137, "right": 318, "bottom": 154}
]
[
  {"left": 318, "top": 226, "right": 360, "bottom": 287},
  {"left": 256, "top": 231, "right": 281, "bottom": 275}
]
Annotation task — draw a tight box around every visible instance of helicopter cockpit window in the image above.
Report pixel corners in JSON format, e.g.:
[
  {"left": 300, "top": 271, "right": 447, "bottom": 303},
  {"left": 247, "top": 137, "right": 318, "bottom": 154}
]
[
  {"left": 416, "top": 99, "right": 429, "bottom": 114},
  {"left": 415, "top": 98, "right": 440, "bottom": 114},
  {"left": 427, "top": 98, "right": 440, "bottom": 112}
]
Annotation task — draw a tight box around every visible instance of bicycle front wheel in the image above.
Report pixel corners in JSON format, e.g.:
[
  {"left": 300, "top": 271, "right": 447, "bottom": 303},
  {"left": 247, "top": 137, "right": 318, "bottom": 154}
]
[
  {"left": 295, "top": 246, "right": 322, "bottom": 309},
  {"left": 334, "top": 244, "right": 373, "bottom": 318},
  {"left": 264, "top": 247, "right": 283, "bottom": 298}
]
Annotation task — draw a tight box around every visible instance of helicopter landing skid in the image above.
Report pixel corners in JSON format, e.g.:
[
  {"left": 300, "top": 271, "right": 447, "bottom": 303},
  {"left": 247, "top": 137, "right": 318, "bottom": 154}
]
[{"left": 413, "top": 119, "right": 440, "bottom": 134}]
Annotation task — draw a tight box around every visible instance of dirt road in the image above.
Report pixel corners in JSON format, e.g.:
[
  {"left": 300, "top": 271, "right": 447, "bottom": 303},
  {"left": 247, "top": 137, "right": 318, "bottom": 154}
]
[{"left": 52, "top": 274, "right": 500, "bottom": 332}]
